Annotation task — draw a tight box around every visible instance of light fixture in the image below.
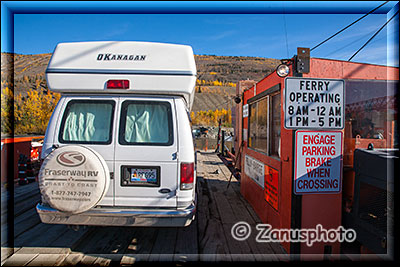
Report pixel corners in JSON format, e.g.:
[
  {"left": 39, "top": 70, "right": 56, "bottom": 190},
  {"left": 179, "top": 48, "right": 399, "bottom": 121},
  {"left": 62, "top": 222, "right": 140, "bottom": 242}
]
[
  {"left": 106, "top": 79, "right": 129, "bottom": 89},
  {"left": 276, "top": 64, "right": 290, "bottom": 77},
  {"left": 234, "top": 96, "right": 241, "bottom": 104}
]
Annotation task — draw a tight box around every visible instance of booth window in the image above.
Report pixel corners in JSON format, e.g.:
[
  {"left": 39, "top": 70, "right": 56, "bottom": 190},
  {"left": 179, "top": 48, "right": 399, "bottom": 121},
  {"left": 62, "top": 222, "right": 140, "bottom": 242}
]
[
  {"left": 249, "top": 97, "right": 268, "bottom": 154},
  {"left": 270, "top": 93, "right": 281, "bottom": 157},
  {"left": 345, "top": 80, "right": 398, "bottom": 148},
  {"left": 248, "top": 88, "right": 281, "bottom": 158}
]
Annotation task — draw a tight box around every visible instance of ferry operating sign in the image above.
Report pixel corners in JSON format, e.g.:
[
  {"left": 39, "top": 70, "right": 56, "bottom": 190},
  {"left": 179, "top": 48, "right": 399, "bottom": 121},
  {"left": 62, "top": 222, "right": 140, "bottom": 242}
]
[{"left": 284, "top": 77, "right": 345, "bottom": 130}]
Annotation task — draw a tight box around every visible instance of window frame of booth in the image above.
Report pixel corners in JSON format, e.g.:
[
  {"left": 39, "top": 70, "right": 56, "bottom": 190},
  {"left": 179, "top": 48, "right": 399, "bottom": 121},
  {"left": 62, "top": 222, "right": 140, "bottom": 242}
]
[{"left": 247, "top": 83, "right": 281, "bottom": 160}]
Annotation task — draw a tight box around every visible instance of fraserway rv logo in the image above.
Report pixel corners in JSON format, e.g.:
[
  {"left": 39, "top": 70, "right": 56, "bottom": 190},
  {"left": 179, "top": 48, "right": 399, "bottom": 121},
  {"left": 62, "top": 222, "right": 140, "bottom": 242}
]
[
  {"left": 97, "top": 53, "right": 146, "bottom": 61},
  {"left": 56, "top": 151, "right": 86, "bottom": 167}
]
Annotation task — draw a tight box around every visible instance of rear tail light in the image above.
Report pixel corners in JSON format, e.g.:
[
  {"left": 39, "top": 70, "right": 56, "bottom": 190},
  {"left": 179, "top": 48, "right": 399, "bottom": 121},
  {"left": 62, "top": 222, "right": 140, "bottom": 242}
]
[
  {"left": 180, "top": 162, "right": 194, "bottom": 190},
  {"left": 106, "top": 79, "right": 129, "bottom": 89}
]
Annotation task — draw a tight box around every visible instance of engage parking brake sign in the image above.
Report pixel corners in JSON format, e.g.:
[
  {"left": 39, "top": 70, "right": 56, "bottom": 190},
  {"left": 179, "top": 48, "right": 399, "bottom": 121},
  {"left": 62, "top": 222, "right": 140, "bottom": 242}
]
[
  {"left": 284, "top": 77, "right": 344, "bottom": 130},
  {"left": 294, "top": 131, "right": 343, "bottom": 194}
]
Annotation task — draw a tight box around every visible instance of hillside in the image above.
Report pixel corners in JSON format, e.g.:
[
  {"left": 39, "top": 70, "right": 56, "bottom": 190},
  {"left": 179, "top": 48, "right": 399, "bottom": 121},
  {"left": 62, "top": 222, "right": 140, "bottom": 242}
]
[
  {"left": 1, "top": 53, "right": 51, "bottom": 97},
  {"left": 1, "top": 52, "right": 280, "bottom": 111}
]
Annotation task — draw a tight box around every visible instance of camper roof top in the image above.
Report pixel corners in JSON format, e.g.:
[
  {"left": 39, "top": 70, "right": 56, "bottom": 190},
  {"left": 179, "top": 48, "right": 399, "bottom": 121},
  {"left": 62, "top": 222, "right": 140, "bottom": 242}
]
[
  {"left": 45, "top": 41, "right": 197, "bottom": 110},
  {"left": 47, "top": 41, "right": 196, "bottom": 75}
]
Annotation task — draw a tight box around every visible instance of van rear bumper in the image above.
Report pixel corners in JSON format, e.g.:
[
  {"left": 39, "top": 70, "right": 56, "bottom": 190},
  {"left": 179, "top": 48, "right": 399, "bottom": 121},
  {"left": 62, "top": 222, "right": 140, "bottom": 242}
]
[{"left": 36, "top": 202, "right": 196, "bottom": 227}]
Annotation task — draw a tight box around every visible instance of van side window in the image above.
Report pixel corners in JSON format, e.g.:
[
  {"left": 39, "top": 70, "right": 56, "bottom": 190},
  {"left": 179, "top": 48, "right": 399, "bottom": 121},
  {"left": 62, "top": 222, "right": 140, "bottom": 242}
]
[
  {"left": 59, "top": 100, "right": 115, "bottom": 144},
  {"left": 119, "top": 101, "right": 173, "bottom": 146}
]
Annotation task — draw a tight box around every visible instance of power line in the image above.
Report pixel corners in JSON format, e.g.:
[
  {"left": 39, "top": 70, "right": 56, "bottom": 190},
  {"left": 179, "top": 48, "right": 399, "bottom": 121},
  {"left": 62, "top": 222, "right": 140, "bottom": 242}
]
[
  {"left": 348, "top": 10, "right": 399, "bottom": 62},
  {"left": 324, "top": 28, "right": 377, "bottom": 58},
  {"left": 311, "top": 1, "right": 389, "bottom": 52},
  {"left": 282, "top": 2, "right": 290, "bottom": 58}
]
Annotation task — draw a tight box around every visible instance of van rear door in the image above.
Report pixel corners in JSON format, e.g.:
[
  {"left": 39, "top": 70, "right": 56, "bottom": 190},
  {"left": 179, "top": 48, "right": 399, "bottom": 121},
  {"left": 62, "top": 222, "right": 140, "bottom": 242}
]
[
  {"left": 114, "top": 96, "right": 178, "bottom": 207},
  {"left": 53, "top": 96, "right": 117, "bottom": 206}
]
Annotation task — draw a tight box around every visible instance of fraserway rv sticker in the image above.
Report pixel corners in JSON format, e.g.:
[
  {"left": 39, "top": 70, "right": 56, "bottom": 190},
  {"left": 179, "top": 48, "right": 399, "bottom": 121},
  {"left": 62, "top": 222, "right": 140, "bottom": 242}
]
[
  {"left": 244, "top": 155, "right": 264, "bottom": 188},
  {"left": 294, "top": 131, "right": 343, "bottom": 195}
]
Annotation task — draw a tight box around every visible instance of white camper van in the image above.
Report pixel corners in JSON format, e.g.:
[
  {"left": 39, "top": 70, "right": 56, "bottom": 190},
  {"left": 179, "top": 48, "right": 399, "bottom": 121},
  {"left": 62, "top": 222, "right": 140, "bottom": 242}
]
[{"left": 36, "top": 41, "right": 197, "bottom": 227}]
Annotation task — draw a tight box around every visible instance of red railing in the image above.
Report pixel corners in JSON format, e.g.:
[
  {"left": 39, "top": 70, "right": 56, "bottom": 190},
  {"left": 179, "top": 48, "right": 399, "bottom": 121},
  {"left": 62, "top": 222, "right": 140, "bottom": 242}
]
[{"left": 1, "top": 136, "right": 44, "bottom": 185}]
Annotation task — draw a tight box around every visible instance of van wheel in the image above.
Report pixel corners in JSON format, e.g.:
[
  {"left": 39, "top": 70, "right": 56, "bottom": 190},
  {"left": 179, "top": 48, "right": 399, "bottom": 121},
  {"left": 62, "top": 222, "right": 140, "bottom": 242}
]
[{"left": 38, "top": 145, "right": 110, "bottom": 214}]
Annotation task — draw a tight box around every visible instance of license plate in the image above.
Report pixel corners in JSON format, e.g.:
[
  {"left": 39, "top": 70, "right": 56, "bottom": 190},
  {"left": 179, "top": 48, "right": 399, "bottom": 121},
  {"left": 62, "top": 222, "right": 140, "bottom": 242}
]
[{"left": 131, "top": 168, "right": 158, "bottom": 183}]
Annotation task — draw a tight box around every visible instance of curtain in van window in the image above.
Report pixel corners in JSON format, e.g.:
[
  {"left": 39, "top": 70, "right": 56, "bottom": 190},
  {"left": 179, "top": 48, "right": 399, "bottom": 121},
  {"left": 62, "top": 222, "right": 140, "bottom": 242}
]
[
  {"left": 124, "top": 103, "right": 169, "bottom": 143},
  {"left": 62, "top": 103, "right": 112, "bottom": 142}
]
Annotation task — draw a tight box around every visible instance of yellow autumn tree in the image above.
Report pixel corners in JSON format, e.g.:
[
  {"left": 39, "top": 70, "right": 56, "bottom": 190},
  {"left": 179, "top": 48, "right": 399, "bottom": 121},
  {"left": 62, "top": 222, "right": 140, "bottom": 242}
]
[
  {"left": 14, "top": 89, "right": 60, "bottom": 134},
  {"left": 1, "top": 86, "right": 14, "bottom": 134},
  {"left": 190, "top": 108, "right": 232, "bottom": 127},
  {"left": 212, "top": 80, "right": 223, "bottom": 86}
]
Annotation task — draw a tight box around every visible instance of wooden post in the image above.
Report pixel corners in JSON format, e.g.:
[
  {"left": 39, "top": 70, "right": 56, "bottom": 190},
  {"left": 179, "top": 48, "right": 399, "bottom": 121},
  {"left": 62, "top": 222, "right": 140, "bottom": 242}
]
[
  {"left": 221, "top": 130, "right": 225, "bottom": 155},
  {"left": 215, "top": 119, "right": 222, "bottom": 153}
]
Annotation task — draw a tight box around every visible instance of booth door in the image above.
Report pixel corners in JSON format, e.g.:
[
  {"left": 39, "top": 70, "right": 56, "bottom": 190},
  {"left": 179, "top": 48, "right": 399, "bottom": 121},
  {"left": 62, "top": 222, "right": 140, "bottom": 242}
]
[{"left": 246, "top": 89, "right": 283, "bottom": 213}]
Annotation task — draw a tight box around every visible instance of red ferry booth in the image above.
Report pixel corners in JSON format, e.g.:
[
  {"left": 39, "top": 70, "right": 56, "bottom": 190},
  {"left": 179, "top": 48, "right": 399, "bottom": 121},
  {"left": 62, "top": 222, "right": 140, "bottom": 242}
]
[{"left": 238, "top": 57, "right": 398, "bottom": 258}]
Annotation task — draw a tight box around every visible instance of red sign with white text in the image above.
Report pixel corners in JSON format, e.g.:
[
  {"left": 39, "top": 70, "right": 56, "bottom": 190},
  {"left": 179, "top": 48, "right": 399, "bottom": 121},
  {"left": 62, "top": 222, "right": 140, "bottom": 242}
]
[{"left": 294, "top": 130, "right": 343, "bottom": 194}]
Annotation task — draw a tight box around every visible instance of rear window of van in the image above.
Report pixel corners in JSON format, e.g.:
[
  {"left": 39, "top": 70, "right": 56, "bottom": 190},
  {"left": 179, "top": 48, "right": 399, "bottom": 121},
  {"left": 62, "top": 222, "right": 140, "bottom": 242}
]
[
  {"left": 59, "top": 100, "right": 115, "bottom": 144},
  {"left": 119, "top": 100, "right": 173, "bottom": 146}
]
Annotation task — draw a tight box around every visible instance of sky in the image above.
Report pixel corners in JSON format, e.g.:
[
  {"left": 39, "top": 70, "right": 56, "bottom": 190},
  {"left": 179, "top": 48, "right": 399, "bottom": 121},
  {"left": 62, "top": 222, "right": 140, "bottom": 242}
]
[{"left": 5, "top": 1, "right": 400, "bottom": 66}]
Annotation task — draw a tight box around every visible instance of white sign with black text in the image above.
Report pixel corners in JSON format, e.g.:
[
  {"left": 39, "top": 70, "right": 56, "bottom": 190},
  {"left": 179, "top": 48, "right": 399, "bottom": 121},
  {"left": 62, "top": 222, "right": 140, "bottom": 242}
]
[
  {"left": 244, "top": 155, "right": 264, "bottom": 188},
  {"left": 284, "top": 77, "right": 344, "bottom": 129},
  {"left": 243, "top": 104, "right": 249, "bottom": 118}
]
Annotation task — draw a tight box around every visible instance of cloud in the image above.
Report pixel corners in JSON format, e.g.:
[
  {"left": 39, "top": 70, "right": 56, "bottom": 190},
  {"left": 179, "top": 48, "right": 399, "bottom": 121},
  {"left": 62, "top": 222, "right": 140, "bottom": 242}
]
[
  {"left": 208, "top": 30, "right": 236, "bottom": 41},
  {"left": 102, "top": 23, "right": 132, "bottom": 39}
]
